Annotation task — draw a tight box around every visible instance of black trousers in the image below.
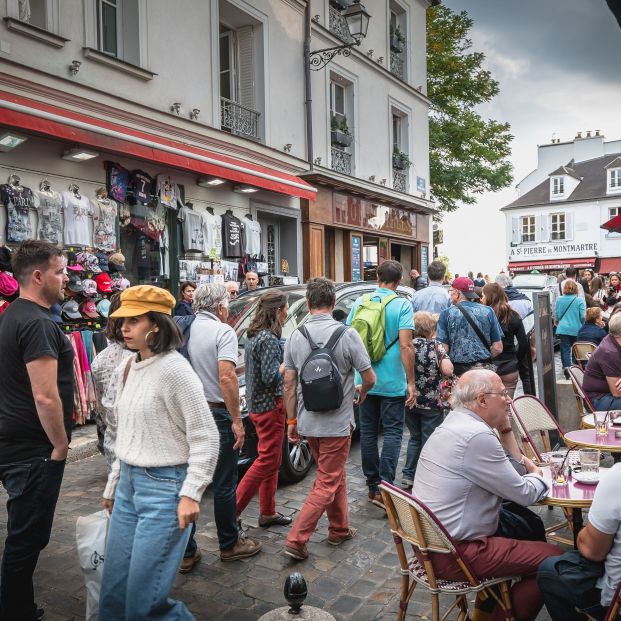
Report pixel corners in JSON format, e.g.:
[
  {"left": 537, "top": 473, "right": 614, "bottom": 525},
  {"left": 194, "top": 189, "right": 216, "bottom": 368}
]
[{"left": 0, "top": 457, "right": 65, "bottom": 621}]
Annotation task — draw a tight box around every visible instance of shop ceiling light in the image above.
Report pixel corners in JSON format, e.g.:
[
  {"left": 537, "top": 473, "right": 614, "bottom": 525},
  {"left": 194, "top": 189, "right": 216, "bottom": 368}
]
[
  {"left": 62, "top": 147, "right": 99, "bottom": 161},
  {"left": 198, "top": 176, "right": 227, "bottom": 187},
  {"left": 0, "top": 132, "right": 28, "bottom": 151},
  {"left": 233, "top": 185, "right": 259, "bottom": 193}
]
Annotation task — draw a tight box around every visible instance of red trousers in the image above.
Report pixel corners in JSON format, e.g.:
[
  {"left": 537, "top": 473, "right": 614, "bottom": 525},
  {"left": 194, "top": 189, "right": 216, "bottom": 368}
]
[
  {"left": 286, "top": 435, "right": 351, "bottom": 548},
  {"left": 433, "top": 537, "right": 563, "bottom": 621},
  {"left": 236, "top": 400, "right": 285, "bottom": 517}
]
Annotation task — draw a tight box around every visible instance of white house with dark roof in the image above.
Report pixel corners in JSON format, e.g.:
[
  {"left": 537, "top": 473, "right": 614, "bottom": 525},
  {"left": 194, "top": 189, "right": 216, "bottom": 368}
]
[{"left": 502, "top": 131, "right": 621, "bottom": 274}]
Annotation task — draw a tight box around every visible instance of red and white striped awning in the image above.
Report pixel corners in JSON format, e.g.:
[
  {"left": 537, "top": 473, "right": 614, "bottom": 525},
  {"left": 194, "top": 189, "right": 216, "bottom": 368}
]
[{"left": 0, "top": 90, "right": 316, "bottom": 200}]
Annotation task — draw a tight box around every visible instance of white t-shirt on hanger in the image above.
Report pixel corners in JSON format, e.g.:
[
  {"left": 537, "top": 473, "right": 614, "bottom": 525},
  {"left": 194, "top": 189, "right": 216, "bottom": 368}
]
[
  {"left": 201, "top": 210, "right": 222, "bottom": 257},
  {"left": 243, "top": 218, "right": 262, "bottom": 256},
  {"left": 61, "top": 191, "right": 94, "bottom": 246}
]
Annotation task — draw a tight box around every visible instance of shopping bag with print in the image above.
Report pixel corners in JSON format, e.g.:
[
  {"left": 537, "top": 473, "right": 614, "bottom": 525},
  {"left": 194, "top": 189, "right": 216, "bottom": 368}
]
[{"left": 76, "top": 509, "right": 110, "bottom": 621}]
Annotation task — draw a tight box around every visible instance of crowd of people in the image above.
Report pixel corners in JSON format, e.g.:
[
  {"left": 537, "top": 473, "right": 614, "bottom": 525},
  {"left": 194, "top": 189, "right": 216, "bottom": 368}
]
[{"left": 2, "top": 239, "right": 621, "bottom": 621}]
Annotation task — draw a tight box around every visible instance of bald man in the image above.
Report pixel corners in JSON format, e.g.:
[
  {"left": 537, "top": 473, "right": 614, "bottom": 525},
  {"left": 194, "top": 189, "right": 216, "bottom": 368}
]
[{"left": 241, "top": 271, "right": 260, "bottom": 293}]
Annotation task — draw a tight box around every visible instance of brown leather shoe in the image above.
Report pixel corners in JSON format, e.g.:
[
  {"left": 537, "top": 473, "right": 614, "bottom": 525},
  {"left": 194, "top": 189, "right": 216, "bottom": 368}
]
[
  {"left": 258, "top": 512, "right": 293, "bottom": 528},
  {"left": 368, "top": 491, "right": 386, "bottom": 511},
  {"left": 284, "top": 543, "right": 309, "bottom": 560},
  {"left": 220, "top": 536, "right": 262, "bottom": 562},
  {"left": 179, "top": 549, "right": 201, "bottom": 574},
  {"left": 327, "top": 527, "right": 358, "bottom": 546}
]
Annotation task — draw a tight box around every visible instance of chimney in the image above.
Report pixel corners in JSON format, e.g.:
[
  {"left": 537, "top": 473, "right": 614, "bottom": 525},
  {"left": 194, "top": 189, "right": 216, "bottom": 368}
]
[
  {"left": 576, "top": 131, "right": 583, "bottom": 139},
  {"left": 587, "top": 130, "right": 592, "bottom": 138},
  {"left": 596, "top": 130, "right": 601, "bottom": 136}
]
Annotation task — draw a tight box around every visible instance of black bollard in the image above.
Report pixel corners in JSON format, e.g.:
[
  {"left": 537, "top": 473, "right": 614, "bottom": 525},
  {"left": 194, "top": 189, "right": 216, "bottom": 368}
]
[{"left": 284, "top": 572, "right": 307, "bottom": 615}]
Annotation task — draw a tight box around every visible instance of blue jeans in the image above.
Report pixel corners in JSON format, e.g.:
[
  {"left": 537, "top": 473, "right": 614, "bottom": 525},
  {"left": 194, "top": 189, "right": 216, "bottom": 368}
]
[
  {"left": 99, "top": 462, "right": 194, "bottom": 620},
  {"left": 592, "top": 394, "right": 621, "bottom": 411},
  {"left": 185, "top": 407, "right": 238, "bottom": 556},
  {"left": 359, "top": 394, "right": 405, "bottom": 493},
  {"left": 401, "top": 407, "right": 444, "bottom": 482},
  {"left": 559, "top": 334, "right": 577, "bottom": 369}
]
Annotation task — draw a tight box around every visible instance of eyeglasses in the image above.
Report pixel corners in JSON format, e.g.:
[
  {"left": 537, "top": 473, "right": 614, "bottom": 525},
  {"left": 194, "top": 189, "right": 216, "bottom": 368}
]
[{"left": 483, "top": 390, "right": 510, "bottom": 399}]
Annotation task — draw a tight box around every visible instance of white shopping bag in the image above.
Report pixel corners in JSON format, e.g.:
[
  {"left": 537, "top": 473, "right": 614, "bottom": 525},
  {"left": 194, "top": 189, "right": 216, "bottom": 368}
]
[{"left": 76, "top": 510, "right": 110, "bottom": 621}]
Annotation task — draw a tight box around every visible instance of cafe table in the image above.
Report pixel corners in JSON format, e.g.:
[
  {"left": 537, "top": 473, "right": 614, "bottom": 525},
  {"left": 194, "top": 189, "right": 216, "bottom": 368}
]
[
  {"left": 538, "top": 464, "right": 604, "bottom": 548},
  {"left": 564, "top": 428, "right": 621, "bottom": 453}
]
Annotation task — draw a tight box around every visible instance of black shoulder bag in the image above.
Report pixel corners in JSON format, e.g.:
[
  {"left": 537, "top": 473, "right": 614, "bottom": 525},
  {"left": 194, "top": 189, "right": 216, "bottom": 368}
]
[{"left": 455, "top": 304, "right": 497, "bottom": 372}]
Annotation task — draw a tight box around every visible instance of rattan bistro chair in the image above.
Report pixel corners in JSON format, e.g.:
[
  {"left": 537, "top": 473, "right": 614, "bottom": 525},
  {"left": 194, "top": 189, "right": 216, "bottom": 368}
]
[
  {"left": 582, "top": 578, "right": 621, "bottom": 621},
  {"left": 379, "top": 482, "right": 519, "bottom": 621},
  {"left": 572, "top": 341, "right": 597, "bottom": 370},
  {"left": 567, "top": 365, "right": 596, "bottom": 429}
]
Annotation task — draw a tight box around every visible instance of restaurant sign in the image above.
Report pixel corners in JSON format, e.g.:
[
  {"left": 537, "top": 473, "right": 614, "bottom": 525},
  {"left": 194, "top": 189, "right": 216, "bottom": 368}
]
[
  {"left": 333, "top": 193, "right": 416, "bottom": 238},
  {"left": 509, "top": 242, "right": 598, "bottom": 259}
]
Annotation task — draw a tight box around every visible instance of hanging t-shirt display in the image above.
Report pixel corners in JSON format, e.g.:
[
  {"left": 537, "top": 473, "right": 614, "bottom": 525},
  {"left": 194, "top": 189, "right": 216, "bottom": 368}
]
[
  {"left": 35, "top": 189, "right": 63, "bottom": 245},
  {"left": 105, "top": 161, "right": 130, "bottom": 203},
  {"left": 157, "top": 174, "right": 178, "bottom": 209},
  {"left": 61, "top": 191, "right": 94, "bottom": 246},
  {"left": 93, "top": 197, "right": 118, "bottom": 251},
  {"left": 1, "top": 183, "right": 35, "bottom": 243},
  {"left": 130, "top": 170, "right": 153, "bottom": 205},
  {"left": 222, "top": 212, "right": 243, "bottom": 258},
  {"left": 201, "top": 210, "right": 222, "bottom": 257},
  {"left": 178, "top": 206, "right": 205, "bottom": 252},
  {"left": 242, "top": 218, "right": 262, "bottom": 256}
]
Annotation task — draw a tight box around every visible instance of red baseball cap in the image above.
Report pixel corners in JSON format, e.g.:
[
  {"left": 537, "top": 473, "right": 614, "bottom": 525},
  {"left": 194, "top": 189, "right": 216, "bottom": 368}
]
[
  {"left": 80, "top": 300, "right": 100, "bottom": 319},
  {"left": 95, "top": 273, "right": 113, "bottom": 293},
  {"left": 451, "top": 276, "right": 479, "bottom": 300}
]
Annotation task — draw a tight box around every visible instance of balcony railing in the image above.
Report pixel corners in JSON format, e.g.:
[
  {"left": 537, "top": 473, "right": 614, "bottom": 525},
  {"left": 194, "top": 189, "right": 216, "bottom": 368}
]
[
  {"left": 331, "top": 147, "right": 352, "bottom": 175},
  {"left": 329, "top": 6, "right": 354, "bottom": 44},
  {"left": 220, "top": 97, "right": 261, "bottom": 141},
  {"left": 393, "top": 169, "right": 408, "bottom": 193},
  {"left": 390, "top": 50, "right": 405, "bottom": 80}
]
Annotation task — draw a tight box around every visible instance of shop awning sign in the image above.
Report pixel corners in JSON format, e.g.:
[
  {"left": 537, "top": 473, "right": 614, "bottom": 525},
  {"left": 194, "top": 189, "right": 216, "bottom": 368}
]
[{"left": 509, "top": 241, "right": 598, "bottom": 260}]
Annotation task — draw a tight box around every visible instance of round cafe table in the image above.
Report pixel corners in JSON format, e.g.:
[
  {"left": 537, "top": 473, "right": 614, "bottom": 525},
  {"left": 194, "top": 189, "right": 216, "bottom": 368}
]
[{"left": 565, "top": 428, "right": 621, "bottom": 453}]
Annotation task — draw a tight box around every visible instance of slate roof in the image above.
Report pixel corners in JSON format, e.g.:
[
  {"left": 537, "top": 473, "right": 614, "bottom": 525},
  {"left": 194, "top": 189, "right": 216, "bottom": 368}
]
[{"left": 502, "top": 152, "right": 621, "bottom": 210}]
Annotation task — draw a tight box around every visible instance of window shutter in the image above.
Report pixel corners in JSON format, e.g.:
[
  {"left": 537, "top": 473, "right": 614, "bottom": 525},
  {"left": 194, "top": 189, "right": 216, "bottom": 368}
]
[
  {"left": 540, "top": 214, "right": 549, "bottom": 242},
  {"left": 511, "top": 217, "right": 520, "bottom": 244},
  {"left": 237, "top": 26, "right": 255, "bottom": 111},
  {"left": 565, "top": 212, "right": 574, "bottom": 240},
  {"left": 534, "top": 215, "right": 542, "bottom": 242}
]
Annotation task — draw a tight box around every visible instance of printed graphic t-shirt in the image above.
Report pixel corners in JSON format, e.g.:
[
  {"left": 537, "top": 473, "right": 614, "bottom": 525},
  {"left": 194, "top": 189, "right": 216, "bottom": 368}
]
[
  {"left": 93, "top": 198, "right": 118, "bottom": 251},
  {"left": 130, "top": 170, "right": 153, "bottom": 205},
  {"left": 222, "top": 212, "right": 243, "bottom": 258},
  {"left": 1, "top": 183, "right": 35, "bottom": 243},
  {"left": 201, "top": 211, "right": 223, "bottom": 257},
  {"left": 35, "top": 190, "right": 63, "bottom": 245},
  {"left": 179, "top": 207, "right": 205, "bottom": 252},
  {"left": 61, "top": 191, "right": 94, "bottom": 246},
  {"left": 243, "top": 218, "right": 262, "bottom": 256},
  {"left": 105, "top": 161, "right": 129, "bottom": 203}
]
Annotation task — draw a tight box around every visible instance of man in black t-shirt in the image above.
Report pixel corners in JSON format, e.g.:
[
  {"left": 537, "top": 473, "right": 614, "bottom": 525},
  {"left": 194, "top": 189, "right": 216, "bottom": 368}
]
[{"left": 0, "top": 240, "right": 73, "bottom": 621}]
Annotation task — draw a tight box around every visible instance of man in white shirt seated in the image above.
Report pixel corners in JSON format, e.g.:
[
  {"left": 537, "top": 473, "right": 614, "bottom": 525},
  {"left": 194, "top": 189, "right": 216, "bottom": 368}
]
[
  {"left": 413, "top": 369, "right": 563, "bottom": 621},
  {"left": 537, "top": 464, "right": 621, "bottom": 620}
]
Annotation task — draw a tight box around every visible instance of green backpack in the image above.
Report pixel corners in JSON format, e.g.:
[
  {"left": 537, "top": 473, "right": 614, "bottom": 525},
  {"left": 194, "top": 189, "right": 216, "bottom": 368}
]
[{"left": 351, "top": 293, "right": 399, "bottom": 362}]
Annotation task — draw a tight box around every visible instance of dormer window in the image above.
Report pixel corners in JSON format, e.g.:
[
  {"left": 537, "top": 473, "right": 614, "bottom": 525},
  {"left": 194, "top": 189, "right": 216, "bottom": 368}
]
[
  {"left": 552, "top": 176, "right": 565, "bottom": 196},
  {"left": 609, "top": 168, "right": 621, "bottom": 192}
]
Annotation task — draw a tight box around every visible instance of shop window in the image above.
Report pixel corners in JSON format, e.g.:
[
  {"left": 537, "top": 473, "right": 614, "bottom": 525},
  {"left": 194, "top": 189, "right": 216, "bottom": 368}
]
[
  {"left": 95, "top": 0, "right": 140, "bottom": 65},
  {"left": 266, "top": 224, "right": 276, "bottom": 275}
]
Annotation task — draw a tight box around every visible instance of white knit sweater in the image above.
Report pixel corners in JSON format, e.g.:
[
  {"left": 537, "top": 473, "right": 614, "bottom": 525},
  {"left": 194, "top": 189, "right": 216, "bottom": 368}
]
[{"left": 103, "top": 351, "right": 219, "bottom": 502}]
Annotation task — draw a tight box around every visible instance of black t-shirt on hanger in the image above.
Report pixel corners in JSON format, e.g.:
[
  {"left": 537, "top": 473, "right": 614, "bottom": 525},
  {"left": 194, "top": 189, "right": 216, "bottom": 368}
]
[
  {"left": 0, "top": 299, "right": 74, "bottom": 462},
  {"left": 222, "top": 212, "right": 243, "bottom": 258}
]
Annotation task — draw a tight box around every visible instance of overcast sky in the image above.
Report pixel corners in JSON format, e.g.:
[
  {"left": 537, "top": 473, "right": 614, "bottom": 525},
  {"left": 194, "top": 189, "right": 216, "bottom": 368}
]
[{"left": 439, "top": 0, "right": 621, "bottom": 276}]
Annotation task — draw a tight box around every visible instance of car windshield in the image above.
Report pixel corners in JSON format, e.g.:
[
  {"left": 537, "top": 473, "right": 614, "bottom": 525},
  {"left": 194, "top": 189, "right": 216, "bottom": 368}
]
[
  {"left": 513, "top": 274, "right": 551, "bottom": 289},
  {"left": 227, "top": 292, "right": 265, "bottom": 327}
]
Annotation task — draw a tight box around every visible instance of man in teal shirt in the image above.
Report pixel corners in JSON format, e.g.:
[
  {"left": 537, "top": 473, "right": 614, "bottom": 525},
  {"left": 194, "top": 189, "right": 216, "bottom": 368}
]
[{"left": 347, "top": 260, "right": 416, "bottom": 509}]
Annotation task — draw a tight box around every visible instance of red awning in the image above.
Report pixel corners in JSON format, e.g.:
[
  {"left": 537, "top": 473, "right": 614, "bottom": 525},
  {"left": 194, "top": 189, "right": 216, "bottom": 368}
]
[
  {"left": 599, "top": 258, "right": 621, "bottom": 274},
  {"left": 601, "top": 214, "right": 621, "bottom": 233},
  {"left": 508, "top": 258, "right": 596, "bottom": 271},
  {"left": 0, "top": 91, "right": 316, "bottom": 200}
]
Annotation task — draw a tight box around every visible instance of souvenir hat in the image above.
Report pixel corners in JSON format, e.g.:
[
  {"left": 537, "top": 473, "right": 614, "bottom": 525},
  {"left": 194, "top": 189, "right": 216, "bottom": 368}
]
[
  {"left": 95, "top": 273, "right": 113, "bottom": 293},
  {"left": 66, "top": 252, "right": 82, "bottom": 272},
  {"left": 80, "top": 299, "right": 100, "bottom": 319},
  {"left": 108, "top": 252, "right": 126, "bottom": 272},
  {"left": 50, "top": 303, "right": 63, "bottom": 323},
  {"left": 110, "top": 285, "right": 176, "bottom": 317},
  {"left": 451, "top": 276, "right": 479, "bottom": 300},
  {"left": 61, "top": 300, "right": 82, "bottom": 320},
  {"left": 0, "top": 272, "right": 18, "bottom": 296},
  {"left": 66, "top": 274, "right": 84, "bottom": 293},
  {"left": 95, "top": 252, "right": 110, "bottom": 272},
  {"left": 96, "top": 298, "right": 111, "bottom": 318},
  {"left": 111, "top": 276, "right": 130, "bottom": 292},
  {"left": 77, "top": 251, "right": 102, "bottom": 274},
  {"left": 82, "top": 278, "right": 98, "bottom": 297}
]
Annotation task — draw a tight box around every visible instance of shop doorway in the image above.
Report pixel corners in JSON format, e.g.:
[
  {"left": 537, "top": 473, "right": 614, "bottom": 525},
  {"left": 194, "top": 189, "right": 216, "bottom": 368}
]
[
  {"left": 255, "top": 209, "right": 300, "bottom": 282},
  {"left": 363, "top": 235, "right": 379, "bottom": 281},
  {"left": 391, "top": 242, "right": 418, "bottom": 280}
]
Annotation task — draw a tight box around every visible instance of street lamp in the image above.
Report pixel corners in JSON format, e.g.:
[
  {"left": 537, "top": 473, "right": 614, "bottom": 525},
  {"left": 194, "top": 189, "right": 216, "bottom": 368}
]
[{"left": 308, "top": 1, "right": 372, "bottom": 70}]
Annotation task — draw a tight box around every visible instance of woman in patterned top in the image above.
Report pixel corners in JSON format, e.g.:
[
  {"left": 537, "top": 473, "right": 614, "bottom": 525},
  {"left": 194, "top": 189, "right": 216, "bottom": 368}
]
[
  {"left": 401, "top": 311, "right": 453, "bottom": 489},
  {"left": 236, "top": 291, "right": 293, "bottom": 528}
]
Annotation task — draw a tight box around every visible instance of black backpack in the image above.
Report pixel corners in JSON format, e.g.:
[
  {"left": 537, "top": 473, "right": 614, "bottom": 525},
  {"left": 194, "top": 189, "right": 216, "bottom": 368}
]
[{"left": 298, "top": 324, "right": 348, "bottom": 413}]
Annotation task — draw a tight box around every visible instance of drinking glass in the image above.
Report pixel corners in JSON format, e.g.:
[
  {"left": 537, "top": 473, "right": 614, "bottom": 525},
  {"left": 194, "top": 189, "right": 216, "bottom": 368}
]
[
  {"left": 579, "top": 449, "right": 600, "bottom": 481},
  {"left": 594, "top": 411, "right": 609, "bottom": 437},
  {"left": 549, "top": 452, "right": 569, "bottom": 485}
]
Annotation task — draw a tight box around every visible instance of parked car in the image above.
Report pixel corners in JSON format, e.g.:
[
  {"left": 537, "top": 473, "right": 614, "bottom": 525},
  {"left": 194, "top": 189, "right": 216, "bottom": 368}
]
[{"left": 228, "top": 282, "right": 414, "bottom": 483}]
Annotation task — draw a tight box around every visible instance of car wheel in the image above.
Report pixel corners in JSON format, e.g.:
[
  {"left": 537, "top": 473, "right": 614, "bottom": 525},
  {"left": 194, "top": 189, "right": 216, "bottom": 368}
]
[{"left": 278, "top": 434, "right": 313, "bottom": 484}]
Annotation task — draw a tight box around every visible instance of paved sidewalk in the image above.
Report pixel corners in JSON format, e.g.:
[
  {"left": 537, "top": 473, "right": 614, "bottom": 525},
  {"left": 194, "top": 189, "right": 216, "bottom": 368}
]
[{"left": 0, "top": 440, "right": 556, "bottom": 620}]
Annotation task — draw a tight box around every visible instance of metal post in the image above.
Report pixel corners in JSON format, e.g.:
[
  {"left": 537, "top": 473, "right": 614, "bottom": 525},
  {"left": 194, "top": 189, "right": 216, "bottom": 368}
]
[{"left": 304, "top": 1, "right": 314, "bottom": 169}]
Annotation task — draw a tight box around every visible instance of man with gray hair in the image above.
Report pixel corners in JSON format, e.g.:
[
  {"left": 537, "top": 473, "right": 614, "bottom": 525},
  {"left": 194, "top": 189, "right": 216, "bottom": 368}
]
[
  {"left": 494, "top": 273, "right": 533, "bottom": 319},
  {"left": 411, "top": 260, "right": 450, "bottom": 313},
  {"left": 413, "top": 370, "right": 562, "bottom": 621},
  {"left": 176, "top": 283, "right": 261, "bottom": 571}
]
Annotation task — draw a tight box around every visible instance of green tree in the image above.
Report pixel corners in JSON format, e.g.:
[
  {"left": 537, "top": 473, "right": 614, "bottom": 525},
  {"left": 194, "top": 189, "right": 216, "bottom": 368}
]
[{"left": 427, "top": 5, "right": 513, "bottom": 214}]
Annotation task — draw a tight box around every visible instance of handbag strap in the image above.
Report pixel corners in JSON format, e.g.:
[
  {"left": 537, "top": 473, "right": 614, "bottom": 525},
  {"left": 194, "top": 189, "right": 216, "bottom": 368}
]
[
  {"left": 455, "top": 303, "right": 491, "bottom": 354},
  {"left": 557, "top": 296, "right": 577, "bottom": 323}
]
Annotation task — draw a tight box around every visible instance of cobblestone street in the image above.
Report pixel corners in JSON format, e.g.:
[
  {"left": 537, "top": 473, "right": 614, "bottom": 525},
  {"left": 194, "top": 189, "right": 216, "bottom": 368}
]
[{"left": 0, "top": 433, "right": 557, "bottom": 620}]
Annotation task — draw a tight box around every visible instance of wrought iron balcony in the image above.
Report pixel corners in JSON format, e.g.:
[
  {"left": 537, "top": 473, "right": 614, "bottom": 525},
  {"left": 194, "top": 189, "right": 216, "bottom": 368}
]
[
  {"left": 329, "top": 5, "right": 354, "bottom": 44},
  {"left": 331, "top": 147, "right": 352, "bottom": 175},
  {"left": 220, "top": 97, "right": 261, "bottom": 141},
  {"left": 390, "top": 50, "right": 405, "bottom": 80},
  {"left": 393, "top": 169, "right": 408, "bottom": 193}
]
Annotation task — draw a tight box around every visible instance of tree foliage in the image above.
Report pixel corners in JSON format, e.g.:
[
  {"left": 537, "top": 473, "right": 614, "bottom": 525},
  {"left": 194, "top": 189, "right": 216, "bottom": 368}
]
[{"left": 427, "top": 6, "right": 513, "bottom": 214}]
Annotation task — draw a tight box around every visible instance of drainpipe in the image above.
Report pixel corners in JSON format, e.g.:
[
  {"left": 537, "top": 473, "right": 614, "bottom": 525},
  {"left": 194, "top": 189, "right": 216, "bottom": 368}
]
[{"left": 304, "top": 0, "right": 314, "bottom": 169}]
